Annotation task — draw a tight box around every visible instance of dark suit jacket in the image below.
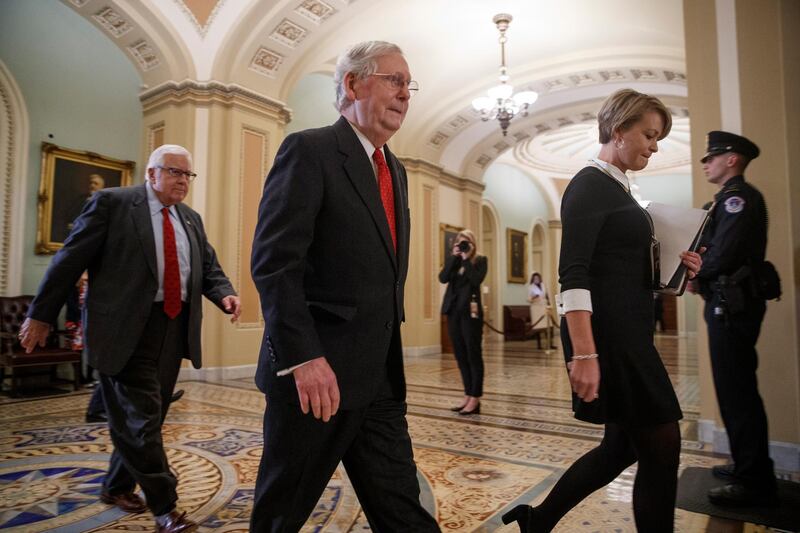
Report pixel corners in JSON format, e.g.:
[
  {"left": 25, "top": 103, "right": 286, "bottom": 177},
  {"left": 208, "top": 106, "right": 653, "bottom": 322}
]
[
  {"left": 439, "top": 255, "right": 487, "bottom": 318},
  {"left": 251, "top": 116, "right": 410, "bottom": 410},
  {"left": 28, "top": 184, "right": 236, "bottom": 375}
]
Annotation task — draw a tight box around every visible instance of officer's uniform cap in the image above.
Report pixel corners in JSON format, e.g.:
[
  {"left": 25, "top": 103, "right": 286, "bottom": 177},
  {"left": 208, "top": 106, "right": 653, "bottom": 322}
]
[{"left": 701, "top": 130, "right": 760, "bottom": 163}]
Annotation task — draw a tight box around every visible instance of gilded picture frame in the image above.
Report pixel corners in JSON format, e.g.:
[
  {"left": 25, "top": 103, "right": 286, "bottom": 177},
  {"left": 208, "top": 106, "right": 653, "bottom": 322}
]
[
  {"left": 36, "top": 142, "right": 135, "bottom": 254},
  {"left": 506, "top": 228, "right": 528, "bottom": 283},
  {"left": 439, "top": 223, "right": 464, "bottom": 269}
]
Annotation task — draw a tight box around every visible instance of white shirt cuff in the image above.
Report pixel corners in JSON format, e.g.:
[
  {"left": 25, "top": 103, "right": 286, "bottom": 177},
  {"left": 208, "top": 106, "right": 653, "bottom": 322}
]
[
  {"left": 276, "top": 360, "right": 312, "bottom": 376},
  {"left": 557, "top": 289, "right": 593, "bottom": 315}
]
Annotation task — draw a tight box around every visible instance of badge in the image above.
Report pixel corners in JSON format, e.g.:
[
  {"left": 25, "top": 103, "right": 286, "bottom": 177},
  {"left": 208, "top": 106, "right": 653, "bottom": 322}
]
[{"left": 724, "top": 196, "right": 745, "bottom": 213}]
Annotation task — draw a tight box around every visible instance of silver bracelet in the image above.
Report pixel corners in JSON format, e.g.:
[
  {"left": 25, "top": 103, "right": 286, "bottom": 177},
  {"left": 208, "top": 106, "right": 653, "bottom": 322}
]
[{"left": 571, "top": 353, "right": 599, "bottom": 360}]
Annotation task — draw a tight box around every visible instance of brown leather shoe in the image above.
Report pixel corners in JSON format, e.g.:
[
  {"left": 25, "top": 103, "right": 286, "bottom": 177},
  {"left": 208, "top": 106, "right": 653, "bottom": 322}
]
[
  {"left": 100, "top": 491, "right": 147, "bottom": 513},
  {"left": 156, "top": 511, "right": 198, "bottom": 533}
]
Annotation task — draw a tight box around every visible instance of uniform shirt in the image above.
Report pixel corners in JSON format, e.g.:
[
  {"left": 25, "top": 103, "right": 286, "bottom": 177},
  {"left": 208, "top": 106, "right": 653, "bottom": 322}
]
[
  {"left": 697, "top": 175, "right": 767, "bottom": 284},
  {"left": 146, "top": 180, "right": 191, "bottom": 302}
]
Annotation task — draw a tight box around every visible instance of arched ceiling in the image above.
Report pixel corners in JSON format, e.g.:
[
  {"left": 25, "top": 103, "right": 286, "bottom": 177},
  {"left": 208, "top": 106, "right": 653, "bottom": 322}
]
[{"left": 61, "top": 0, "right": 690, "bottom": 181}]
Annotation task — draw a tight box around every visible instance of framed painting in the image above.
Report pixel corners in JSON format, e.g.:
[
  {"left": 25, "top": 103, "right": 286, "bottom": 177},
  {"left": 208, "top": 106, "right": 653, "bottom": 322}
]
[
  {"left": 36, "top": 142, "right": 135, "bottom": 254},
  {"left": 506, "top": 228, "right": 527, "bottom": 283},
  {"left": 439, "top": 223, "right": 463, "bottom": 269}
]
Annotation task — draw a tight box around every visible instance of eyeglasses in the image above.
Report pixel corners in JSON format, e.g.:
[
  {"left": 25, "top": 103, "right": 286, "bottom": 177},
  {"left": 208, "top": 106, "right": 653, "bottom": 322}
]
[
  {"left": 370, "top": 73, "right": 419, "bottom": 95},
  {"left": 157, "top": 166, "right": 197, "bottom": 181}
]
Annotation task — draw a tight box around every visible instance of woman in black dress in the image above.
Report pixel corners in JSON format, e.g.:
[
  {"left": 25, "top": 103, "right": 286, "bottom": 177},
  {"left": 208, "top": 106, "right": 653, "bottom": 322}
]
[
  {"left": 503, "top": 89, "right": 703, "bottom": 532},
  {"left": 439, "top": 229, "right": 487, "bottom": 415}
]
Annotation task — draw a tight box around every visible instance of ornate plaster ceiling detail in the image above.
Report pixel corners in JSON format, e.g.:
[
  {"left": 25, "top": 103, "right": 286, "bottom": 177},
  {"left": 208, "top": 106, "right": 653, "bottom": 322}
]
[
  {"left": 295, "top": 0, "right": 337, "bottom": 24},
  {"left": 427, "top": 66, "right": 687, "bottom": 159},
  {"left": 270, "top": 19, "right": 309, "bottom": 48},
  {"left": 511, "top": 115, "right": 691, "bottom": 176},
  {"left": 127, "top": 39, "right": 160, "bottom": 71},
  {"left": 92, "top": 7, "right": 133, "bottom": 38},
  {"left": 475, "top": 154, "right": 492, "bottom": 169},
  {"left": 428, "top": 131, "right": 449, "bottom": 148},
  {"left": 172, "top": 0, "right": 227, "bottom": 36},
  {"left": 69, "top": 0, "right": 90, "bottom": 7},
  {"left": 250, "top": 47, "right": 285, "bottom": 78}
]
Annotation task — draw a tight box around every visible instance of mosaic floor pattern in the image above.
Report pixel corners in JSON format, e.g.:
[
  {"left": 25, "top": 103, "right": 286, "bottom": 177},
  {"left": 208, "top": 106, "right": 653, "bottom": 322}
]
[{"left": 0, "top": 336, "right": 791, "bottom": 532}]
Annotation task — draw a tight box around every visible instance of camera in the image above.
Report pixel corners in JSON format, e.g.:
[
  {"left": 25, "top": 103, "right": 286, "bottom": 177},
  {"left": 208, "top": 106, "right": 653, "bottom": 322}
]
[{"left": 457, "top": 240, "right": 471, "bottom": 253}]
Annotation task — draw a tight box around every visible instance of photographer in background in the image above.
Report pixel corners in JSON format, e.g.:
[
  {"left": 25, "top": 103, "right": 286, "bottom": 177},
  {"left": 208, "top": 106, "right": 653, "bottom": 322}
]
[{"left": 439, "top": 230, "right": 487, "bottom": 415}]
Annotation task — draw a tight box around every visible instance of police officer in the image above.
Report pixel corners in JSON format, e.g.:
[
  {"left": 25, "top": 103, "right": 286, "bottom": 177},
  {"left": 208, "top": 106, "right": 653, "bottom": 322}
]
[{"left": 695, "top": 131, "right": 777, "bottom": 506}]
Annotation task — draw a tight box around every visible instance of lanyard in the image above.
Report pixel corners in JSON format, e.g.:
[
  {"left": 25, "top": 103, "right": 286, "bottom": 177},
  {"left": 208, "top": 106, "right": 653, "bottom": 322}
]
[{"left": 589, "top": 163, "right": 661, "bottom": 289}]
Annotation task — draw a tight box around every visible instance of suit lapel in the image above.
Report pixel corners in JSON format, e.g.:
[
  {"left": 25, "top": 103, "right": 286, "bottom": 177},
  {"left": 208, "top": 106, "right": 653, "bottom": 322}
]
[
  {"left": 335, "top": 117, "right": 398, "bottom": 271},
  {"left": 131, "top": 184, "right": 158, "bottom": 282}
]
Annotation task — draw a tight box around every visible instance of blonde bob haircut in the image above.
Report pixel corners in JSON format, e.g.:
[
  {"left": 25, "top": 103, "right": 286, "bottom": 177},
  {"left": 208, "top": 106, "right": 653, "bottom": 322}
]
[{"left": 597, "top": 89, "right": 672, "bottom": 144}]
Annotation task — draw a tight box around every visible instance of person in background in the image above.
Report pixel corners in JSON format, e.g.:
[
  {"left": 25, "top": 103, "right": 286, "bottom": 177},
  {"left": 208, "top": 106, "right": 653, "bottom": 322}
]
[
  {"left": 693, "top": 131, "right": 777, "bottom": 506},
  {"left": 20, "top": 144, "right": 241, "bottom": 533},
  {"left": 439, "top": 229, "right": 487, "bottom": 416},
  {"left": 528, "top": 272, "right": 555, "bottom": 349},
  {"left": 503, "top": 89, "right": 702, "bottom": 532}
]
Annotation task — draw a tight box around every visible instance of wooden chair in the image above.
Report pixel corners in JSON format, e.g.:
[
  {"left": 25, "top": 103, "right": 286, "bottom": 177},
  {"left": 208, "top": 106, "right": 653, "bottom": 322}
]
[{"left": 0, "top": 295, "right": 81, "bottom": 397}]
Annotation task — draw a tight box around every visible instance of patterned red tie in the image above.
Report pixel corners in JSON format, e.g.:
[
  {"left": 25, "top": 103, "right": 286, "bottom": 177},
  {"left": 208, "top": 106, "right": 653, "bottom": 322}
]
[
  {"left": 162, "top": 207, "right": 181, "bottom": 319},
  {"left": 372, "top": 149, "right": 396, "bottom": 251}
]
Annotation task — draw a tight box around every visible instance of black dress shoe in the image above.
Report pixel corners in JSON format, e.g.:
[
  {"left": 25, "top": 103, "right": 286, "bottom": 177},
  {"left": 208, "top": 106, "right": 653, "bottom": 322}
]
[
  {"left": 708, "top": 482, "right": 778, "bottom": 507},
  {"left": 156, "top": 510, "right": 197, "bottom": 533},
  {"left": 711, "top": 463, "right": 737, "bottom": 481},
  {"left": 85, "top": 412, "right": 107, "bottom": 423},
  {"left": 170, "top": 389, "right": 184, "bottom": 403},
  {"left": 502, "top": 504, "right": 534, "bottom": 532}
]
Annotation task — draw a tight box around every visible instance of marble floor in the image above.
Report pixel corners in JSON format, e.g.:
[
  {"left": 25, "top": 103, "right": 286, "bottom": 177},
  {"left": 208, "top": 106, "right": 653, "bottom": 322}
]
[{"left": 0, "top": 335, "right": 792, "bottom": 532}]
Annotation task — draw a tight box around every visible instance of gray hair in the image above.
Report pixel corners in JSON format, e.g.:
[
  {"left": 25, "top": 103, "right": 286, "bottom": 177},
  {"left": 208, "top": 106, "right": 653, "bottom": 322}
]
[
  {"left": 145, "top": 144, "right": 193, "bottom": 181},
  {"left": 334, "top": 41, "right": 404, "bottom": 111}
]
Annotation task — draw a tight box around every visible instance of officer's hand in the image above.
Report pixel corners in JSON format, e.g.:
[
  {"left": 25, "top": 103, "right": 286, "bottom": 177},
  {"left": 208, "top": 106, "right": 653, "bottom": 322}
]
[
  {"left": 680, "top": 250, "right": 703, "bottom": 279},
  {"left": 293, "top": 357, "right": 340, "bottom": 422},
  {"left": 567, "top": 358, "right": 600, "bottom": 403}
]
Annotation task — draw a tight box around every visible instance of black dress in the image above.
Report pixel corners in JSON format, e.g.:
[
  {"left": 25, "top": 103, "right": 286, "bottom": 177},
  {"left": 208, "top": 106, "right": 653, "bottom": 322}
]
[{"left": 559, "top": 166, "right": 682, "bottom": 426}]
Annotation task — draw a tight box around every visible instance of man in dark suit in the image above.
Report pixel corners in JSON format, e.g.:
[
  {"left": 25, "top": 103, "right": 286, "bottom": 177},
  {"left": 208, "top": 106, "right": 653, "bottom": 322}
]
[
  {"left": 250, "top": 41, "right": 439, "bottom": 532},
  {"left": 20, "top": 144, "right": 241, "bottom": 533}
]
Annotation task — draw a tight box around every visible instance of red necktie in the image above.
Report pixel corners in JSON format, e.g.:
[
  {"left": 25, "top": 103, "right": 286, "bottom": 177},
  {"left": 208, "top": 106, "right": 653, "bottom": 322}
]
[
  {"left": 162, "top": 207, "right": 181, "bottom": 319},
  {"left": 372, "top": 149, "right": 396, "bottom": 251}
]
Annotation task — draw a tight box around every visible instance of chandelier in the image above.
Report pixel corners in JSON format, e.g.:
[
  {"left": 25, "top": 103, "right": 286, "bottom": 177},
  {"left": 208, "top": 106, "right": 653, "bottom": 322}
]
[{"left": 472, "top": 13, "right": 538, "bottom": 136}]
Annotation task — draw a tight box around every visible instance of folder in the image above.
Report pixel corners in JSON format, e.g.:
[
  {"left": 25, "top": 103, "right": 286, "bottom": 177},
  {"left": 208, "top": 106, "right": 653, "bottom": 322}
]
[{"left": 642, "top": 201, "right": 710, "bottom": 296}]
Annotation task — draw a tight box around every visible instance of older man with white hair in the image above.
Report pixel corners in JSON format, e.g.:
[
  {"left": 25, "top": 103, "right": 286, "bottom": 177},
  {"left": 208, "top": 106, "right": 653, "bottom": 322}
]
[
  {"left": 21, "top": 144, "right": 241, "bottom": 533},
  {"left": 250, "top": 40, "right": 439, "bottom": 532}
]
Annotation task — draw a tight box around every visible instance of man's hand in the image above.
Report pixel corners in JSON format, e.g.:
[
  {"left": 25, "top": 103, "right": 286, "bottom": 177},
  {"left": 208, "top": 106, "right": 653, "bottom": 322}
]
[
  {"left": 293, "top": 356, "right": 340, "bottom": 422},
  {"left": 221, "top": 295, "right": 241, "bottom": 323},
  {"left": 18, "top": 318, "right": 51, "bottom": 354},
  {"left": 567, "top": 358, "right": 600, "bottom": 403}
]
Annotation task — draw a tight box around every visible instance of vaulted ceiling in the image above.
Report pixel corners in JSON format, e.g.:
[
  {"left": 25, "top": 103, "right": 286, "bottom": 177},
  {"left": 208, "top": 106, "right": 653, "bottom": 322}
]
[{"left": 63, "top": 0, "right": 691, "bottom": 180}]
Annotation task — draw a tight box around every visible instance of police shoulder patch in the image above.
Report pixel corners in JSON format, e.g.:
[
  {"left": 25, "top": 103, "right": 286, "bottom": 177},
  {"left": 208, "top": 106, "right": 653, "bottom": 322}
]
[{"left": 724, "top": 196, "right": 745, "bottom": 213}]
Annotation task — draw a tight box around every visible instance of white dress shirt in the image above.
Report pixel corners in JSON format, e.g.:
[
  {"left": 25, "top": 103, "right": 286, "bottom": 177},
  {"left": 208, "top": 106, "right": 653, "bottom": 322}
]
[{"left": 146, "top": 180, "right": 190, "bottom": 302}]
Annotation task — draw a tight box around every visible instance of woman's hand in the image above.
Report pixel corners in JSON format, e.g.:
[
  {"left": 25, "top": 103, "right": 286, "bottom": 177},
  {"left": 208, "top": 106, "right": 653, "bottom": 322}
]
[
  {"left": 680, "top": 247, "right": 704, "bottom": 279},
  {"left": 568, "top": 358, "right": 600, "bottom": 402}
]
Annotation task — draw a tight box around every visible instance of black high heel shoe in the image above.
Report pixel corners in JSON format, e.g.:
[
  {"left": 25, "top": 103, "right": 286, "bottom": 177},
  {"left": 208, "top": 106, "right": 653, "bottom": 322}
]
[
  {"left": 458, "top": 403, "right": 480, "bottom": 415},
  {"left": 502, "top": 504, "right": 533, "bottom": 532},
  {"left": 450, "top": 404, "right": 467, "bottom": 412}
]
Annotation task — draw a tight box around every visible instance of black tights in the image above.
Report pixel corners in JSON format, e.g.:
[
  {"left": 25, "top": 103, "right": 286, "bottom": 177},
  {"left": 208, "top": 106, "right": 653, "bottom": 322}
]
[{"left": 533, "top": 421, "right": 680, "bottom": 532}]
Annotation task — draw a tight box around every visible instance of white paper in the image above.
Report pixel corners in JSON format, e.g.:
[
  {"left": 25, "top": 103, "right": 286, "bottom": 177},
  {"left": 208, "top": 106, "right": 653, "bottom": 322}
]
[{"left": 642, "top": 201, "right": 708, "bottom": 288}]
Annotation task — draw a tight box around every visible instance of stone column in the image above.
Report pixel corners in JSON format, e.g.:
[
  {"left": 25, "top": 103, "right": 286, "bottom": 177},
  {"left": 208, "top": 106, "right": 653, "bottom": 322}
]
[{"left": 140, "top": 81, "right": 291, "bottom": 380}]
